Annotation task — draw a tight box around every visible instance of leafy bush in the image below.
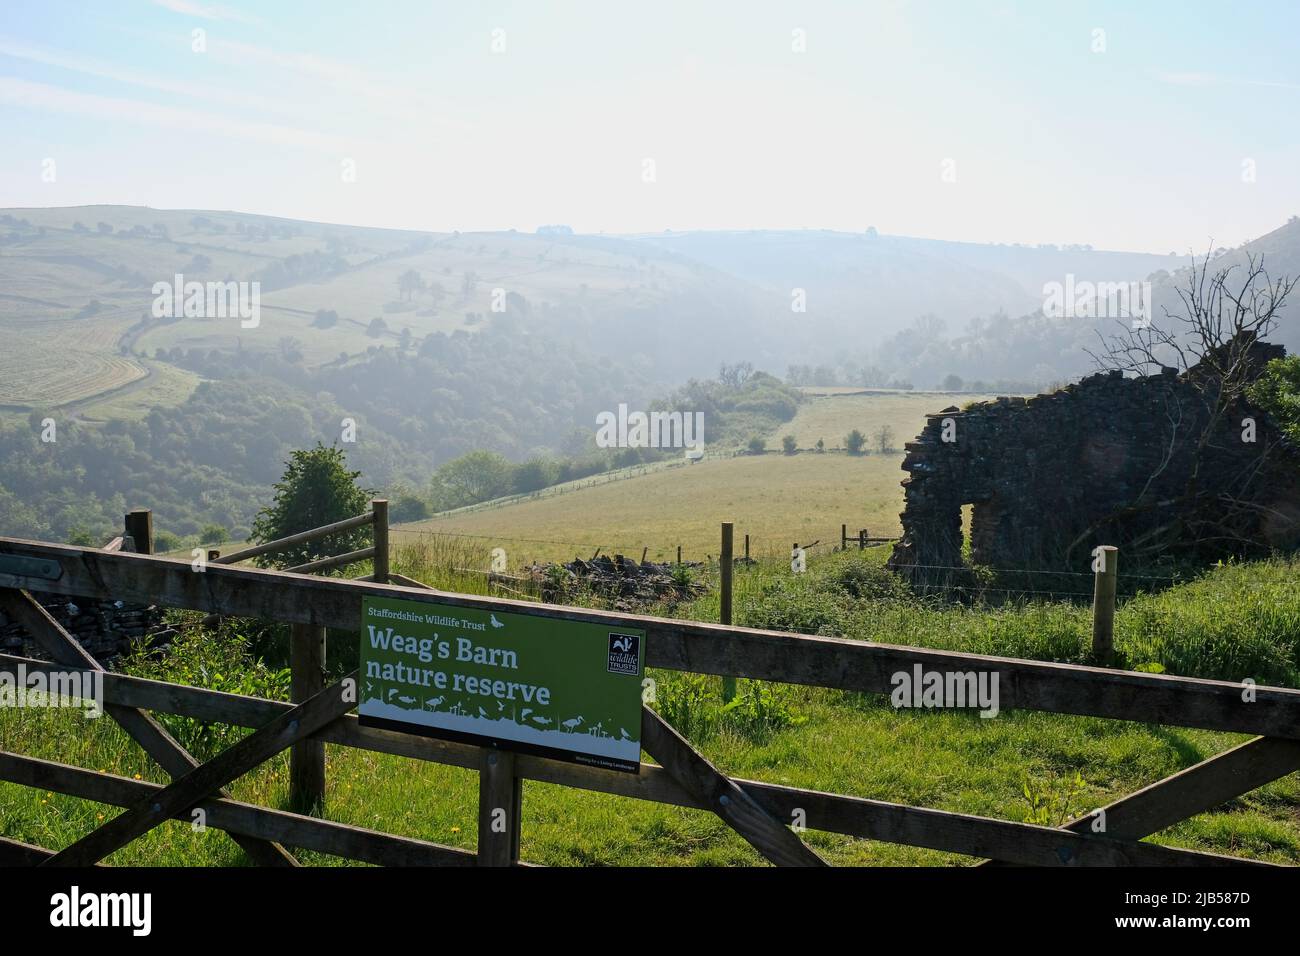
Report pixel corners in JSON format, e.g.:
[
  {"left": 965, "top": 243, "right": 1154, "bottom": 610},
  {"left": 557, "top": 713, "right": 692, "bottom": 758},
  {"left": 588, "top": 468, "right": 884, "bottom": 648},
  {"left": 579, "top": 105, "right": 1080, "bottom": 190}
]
[
  {"left": 121, "top": 621, "right": 290, "bottom": 760},
  {"left": 198, "top": 523, "right": 229, "bottom": 545},
  {"left": 1247, "top": 355, "right": 1300, "bottom": 443},
  {"left": 740, "top": 577, "right": 850, "bottom": 636},
  {"left": 652, "top": 673, "right": 721, "bottom": 741},
  {"left": 720, "top": 681, "right": 805, "bottom": 739},
  {"left": 652, "top": 672, "right": 802, "bottom": 742},
  {"left": 153, "top": 530, "right": 183, "bottom": 553},
  {"left": 824, "top": 558, "right": 914, "bottom": 602}
]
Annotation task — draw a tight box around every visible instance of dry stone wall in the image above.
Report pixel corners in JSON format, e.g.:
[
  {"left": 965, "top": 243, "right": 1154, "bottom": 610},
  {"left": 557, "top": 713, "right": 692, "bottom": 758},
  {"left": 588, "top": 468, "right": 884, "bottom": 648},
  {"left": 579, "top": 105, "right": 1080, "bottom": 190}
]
[{"left": 888, "top": 342, "right": 1300, "bottom": 587}]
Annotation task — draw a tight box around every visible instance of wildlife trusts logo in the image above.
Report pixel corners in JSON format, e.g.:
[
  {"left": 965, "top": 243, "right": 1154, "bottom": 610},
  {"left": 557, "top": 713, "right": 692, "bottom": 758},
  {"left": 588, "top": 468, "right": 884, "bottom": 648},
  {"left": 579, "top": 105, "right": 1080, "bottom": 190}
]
[
  {"left": 152, "top": 273, "right": 260, "bottom": 328},
  {"left": 1042, "top": 274, "right": 1152, "bottom": 329},
  {"left": 595, "top": 404, "right": 704, "bottom": 457},
  {"left": 606, "top": 632, "right": 640, "bottom": 675}
]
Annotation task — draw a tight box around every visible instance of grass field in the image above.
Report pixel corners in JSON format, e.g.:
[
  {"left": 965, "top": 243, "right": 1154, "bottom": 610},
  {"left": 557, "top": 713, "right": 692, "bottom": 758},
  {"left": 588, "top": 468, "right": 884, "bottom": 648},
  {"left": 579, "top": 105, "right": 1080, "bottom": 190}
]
[
  {"left": 72, "top": 360, "right": 202, "bottom": 423},
  {"left": 399, "top": 451, "right": 907, "bottom": 565},
  {"left": 773, "top": 389, "right": 1005, "bottom": 450},
  {"left": 3, "top": 550, "right": 1297, "bottom": 866},
  {"left": 397, "top": 391, "right": 1004, "bottom": 565},
  {"left": 0, "top": 315, "right": 146, "bottom": 408}
]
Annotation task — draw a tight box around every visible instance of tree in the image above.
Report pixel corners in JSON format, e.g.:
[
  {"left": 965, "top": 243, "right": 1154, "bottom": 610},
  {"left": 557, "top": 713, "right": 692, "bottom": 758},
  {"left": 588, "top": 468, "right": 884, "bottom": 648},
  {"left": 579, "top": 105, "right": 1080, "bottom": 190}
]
[
  {"left": 815, "top": 437, "right": 825, "bottom": 453},
  {"left": 278, "top": 337, "right": 304, "bottom": 363},
  {"left": 942, "top": 374, "right": 964, "bottom": 391},
  {"left": 430, "top": 450, "right": 513, "bottom": 509},
  {"left": 1088, "top": 248, "right": 1297, "bottom": 556},
  {"left": 873, "top": 424, "right": 895, "bottom": 454},
  {"left": 512, "top": 456, "right": 559, "bottom": 494},
  {"left": 249, "top": 444, "right": 373, "bottom": 568},
  {"left": 199, "top": 524, "right": 230, "bottom": 545},
  {"left": 720, "top": 362, "right": 755, "bottom": 388},
  {"left": 398, "top": 269, "right": 423, "bottom": 302},
  {"left": 390, "top": 493, "right": 430, "bottom": 523},
  {"left": 781, "top": 434, "right": 797, "bottom": 454},
  {"left": 845, "top": 429, "right": 867, "bottom": 455},
  {"left": 747, "top": 435, "right": 766, "bottom": 455},
  {"left": 1248, "top": 355, "right": 1300, "bottom": 444}
]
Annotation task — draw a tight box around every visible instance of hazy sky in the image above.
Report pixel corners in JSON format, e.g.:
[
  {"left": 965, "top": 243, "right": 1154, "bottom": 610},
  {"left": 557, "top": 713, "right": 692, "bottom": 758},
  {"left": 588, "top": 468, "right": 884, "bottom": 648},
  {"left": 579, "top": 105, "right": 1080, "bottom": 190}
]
[{"left": 1, "top": 0, "right": 1297, "bottom": 252}]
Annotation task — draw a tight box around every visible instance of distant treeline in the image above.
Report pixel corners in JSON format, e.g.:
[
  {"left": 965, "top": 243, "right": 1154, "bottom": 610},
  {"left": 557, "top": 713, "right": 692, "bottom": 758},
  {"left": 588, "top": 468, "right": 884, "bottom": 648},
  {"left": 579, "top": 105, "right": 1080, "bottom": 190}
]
[
  {"left": 0, "top": 345, "right": 801, "bottom": 544},
  {"left": 0, "top": 377, "right": 425, "bottom": 546},
  {"left": 402, "top": 366, "right": 802, "bottom": 519}
]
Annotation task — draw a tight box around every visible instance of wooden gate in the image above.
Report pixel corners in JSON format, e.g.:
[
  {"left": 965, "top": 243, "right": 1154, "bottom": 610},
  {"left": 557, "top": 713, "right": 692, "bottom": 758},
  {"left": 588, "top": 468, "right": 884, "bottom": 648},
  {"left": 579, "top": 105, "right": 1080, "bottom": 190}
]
[{"left": 1, "top": 534, "right": 1298, "bottom": 867}]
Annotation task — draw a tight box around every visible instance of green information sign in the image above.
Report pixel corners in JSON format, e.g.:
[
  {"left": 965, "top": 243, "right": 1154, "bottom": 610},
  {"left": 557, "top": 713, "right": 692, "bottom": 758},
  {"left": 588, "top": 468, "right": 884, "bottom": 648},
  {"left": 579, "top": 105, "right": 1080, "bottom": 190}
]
[{"left": 358, "top": 596, "right": 645, "bottom": 773}]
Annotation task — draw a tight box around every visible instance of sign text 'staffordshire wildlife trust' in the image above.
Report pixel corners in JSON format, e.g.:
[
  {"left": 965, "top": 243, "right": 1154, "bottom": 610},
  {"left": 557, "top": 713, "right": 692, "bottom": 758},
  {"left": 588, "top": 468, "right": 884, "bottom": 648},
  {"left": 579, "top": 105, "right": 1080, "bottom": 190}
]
[{"left": 358, "top": 597, "right": 645, "bottom": 773}]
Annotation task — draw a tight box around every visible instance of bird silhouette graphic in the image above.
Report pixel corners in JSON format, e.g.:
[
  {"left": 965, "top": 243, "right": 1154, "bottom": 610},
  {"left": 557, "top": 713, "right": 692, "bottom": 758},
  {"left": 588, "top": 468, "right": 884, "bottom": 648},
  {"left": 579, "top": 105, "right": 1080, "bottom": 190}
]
[{"left": 490, "top": 614, "right": 504, "bottom": 629}]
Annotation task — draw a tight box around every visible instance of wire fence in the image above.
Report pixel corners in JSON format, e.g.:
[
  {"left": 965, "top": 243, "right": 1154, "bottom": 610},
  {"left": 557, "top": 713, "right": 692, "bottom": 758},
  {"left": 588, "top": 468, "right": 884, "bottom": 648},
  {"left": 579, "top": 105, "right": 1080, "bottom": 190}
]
[
  {"left": 387, "top": 524, "right": 1232, "bottom": 611},
  {"left": 390, "top": 524, "right": 897, "bottom": 566}
]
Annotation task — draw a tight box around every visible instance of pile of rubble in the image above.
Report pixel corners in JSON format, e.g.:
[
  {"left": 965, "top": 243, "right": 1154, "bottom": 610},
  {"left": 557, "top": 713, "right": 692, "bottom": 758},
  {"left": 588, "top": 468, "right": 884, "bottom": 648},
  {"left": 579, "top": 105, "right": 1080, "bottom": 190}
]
[
  {"left": 0, "top": 595, "right": 172, "bottom": 664},
  {"left": 527, "top": 554, "right": 708, "bottom": 607}
]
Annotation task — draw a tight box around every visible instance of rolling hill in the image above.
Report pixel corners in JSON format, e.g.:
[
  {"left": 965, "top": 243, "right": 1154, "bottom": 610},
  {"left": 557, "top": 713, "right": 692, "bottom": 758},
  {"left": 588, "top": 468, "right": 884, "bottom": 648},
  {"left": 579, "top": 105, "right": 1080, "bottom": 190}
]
[{"left": 1, "top": 205, "right": 1206, "bottom": 415}]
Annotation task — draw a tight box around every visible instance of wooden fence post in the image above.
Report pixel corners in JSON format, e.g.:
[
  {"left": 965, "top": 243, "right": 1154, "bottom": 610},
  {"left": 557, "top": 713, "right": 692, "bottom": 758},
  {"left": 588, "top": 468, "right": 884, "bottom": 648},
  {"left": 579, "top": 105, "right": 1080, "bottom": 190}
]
[
  {"left": 289, "top": 622, "right": 326, "bottom": 811},
  {"left": 744, "top": 534, "right": 750, "bottom": 562},
  {"left": 677, "top": 545, "right": 682, "bottom": 565},
  {"left": 477, "top": 749, "right": 521, "bottom": 866},
  {"left": 841, "top": 524, "right": 847, "bottom": 551},
  {"left": 720, "top": 522, "right": 735, "bottom": 703},
  {"left": 371, "top": 498, "right": 389, "bottom": 584},
  {"left": 858, "top": 529, "right": 866, "bottom": 550},
  {"left": 124, "top": 509, "right": 153, "bottom": 555},
  {"left": 1091, "top": 545, "right": 1118, "bottom": 663}
]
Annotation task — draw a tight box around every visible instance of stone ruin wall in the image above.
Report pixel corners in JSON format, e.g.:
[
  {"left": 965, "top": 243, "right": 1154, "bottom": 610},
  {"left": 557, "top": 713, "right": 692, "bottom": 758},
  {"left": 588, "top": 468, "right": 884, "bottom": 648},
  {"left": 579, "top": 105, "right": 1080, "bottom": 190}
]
[
  {"left": 0, "top": 595, "right": 167, "bottom": 664},
  {"left": 888, "top": 347, "right": 1300, "bottom": 587}
]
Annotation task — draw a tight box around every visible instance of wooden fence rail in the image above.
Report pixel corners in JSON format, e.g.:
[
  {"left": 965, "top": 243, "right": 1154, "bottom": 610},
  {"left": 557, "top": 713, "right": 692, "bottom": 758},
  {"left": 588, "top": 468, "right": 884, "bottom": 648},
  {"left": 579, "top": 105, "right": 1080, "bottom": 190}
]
[{"left": 0, "top": 532, "right": 1296, "bottom": 868}]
